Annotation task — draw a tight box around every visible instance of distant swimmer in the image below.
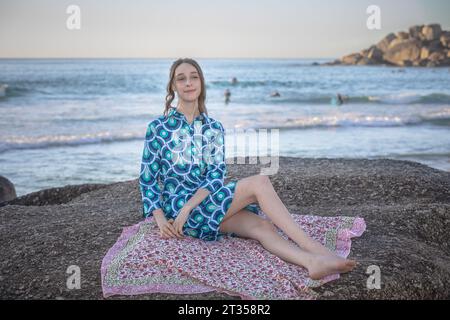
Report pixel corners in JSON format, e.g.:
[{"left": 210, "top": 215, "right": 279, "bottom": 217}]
[
  {"left": 331, "top": 93, "right": 348, "bottom": 106},
  {"left": 224, "top": 89, "right": 231, "bottom": 104},
  {"left": 270, "top": 91, "right": 281, "bottom": 97},
  {"left": 231, "top": 77, "right": 238, "bottom": 85},
  {"left": 0, "top": 84, "right": 8, "bottom": 97}
]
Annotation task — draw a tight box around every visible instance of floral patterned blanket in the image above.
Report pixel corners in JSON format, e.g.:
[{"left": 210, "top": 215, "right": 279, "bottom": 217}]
[{"left": 101, "top": 213, "right": 366, "bottom": 300}]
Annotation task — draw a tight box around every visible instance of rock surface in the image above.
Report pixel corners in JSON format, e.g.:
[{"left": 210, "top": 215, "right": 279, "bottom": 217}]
[
  {"left": 324, "top": 24, "right": 450, "bottom": 67},
  {"left": 0, "top": 157, "right": 449, "bottom": 300},
  {"left": 0, "top": 176, "right": 17, "bottom": 204}
]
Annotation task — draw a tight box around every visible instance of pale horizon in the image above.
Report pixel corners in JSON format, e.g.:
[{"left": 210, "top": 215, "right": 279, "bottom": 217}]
[{"left": 1, "top": 0, "right": 449, "bottom": 59}]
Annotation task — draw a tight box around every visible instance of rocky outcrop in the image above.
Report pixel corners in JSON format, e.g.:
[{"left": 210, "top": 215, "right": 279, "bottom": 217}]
[
  {"left": 0, "top": 183, "right": 109, "bottom": 207},
  {"left": 0, "top": 176, "right": 16, "bottom": 204},
  {"left": 325, "top": 24, "right": 450, "bottom": 67},
  {"left": 0, "top": 157, "right": 449, "bottom": 299}
]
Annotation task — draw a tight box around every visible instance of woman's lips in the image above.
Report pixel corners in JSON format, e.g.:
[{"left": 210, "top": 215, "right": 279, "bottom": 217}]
[{"left": 184, "top": 89, "right": 196, "bottom": 93}]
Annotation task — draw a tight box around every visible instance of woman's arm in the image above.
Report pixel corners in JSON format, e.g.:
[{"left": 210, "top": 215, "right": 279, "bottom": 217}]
[
  {"left": 139, "top": 120, "right": 163, "bottom": 218},
  {"left": 183, "top": 187, "right": 210, "bottom": 212}
]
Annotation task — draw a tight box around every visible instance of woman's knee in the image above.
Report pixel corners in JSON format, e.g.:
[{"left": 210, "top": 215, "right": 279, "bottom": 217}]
[
  {"left": 219, "top": 211, "right": 274, "bottom": 240},
  {"left": 250, "top": 174, "right": 271, "bottom": 197},
  {"left": 252, "top": 174, "right": 270, "bottom": 186}
]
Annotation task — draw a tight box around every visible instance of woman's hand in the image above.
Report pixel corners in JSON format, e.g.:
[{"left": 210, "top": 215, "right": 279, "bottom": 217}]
[
  {"left": 172, "top": 206, "right": 192, "bottom": 238},
  {"left": 154, "top": 214, "right": 183, "bottom": 239}
]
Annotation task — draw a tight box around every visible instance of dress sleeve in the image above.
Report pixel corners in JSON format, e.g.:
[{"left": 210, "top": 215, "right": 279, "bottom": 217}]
[
  {"left": 198, "top": 121, "right": 227, "bottom": 194},
  {"left": 139, "top": 121, "right": 163, "bottom": 218}
]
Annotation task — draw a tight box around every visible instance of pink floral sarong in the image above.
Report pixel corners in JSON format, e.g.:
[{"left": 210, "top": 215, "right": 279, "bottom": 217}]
[{"left": 101, "top": 213, "right": 366, "bottom": 300}]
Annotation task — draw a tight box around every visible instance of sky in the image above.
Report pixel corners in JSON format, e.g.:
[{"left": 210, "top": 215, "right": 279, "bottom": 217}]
[{"left": 0, "top": 0, "right": 449, "bottom": 59}]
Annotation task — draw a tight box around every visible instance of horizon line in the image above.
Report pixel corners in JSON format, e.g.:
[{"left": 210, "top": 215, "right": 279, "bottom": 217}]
[{"left": 0, "top": 57, "right": 337, "bottom": 60}]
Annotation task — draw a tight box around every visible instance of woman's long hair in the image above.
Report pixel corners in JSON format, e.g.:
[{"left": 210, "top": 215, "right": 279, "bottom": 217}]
[{"left": 164, "top": 58, "right": 208, "bottom": 116}]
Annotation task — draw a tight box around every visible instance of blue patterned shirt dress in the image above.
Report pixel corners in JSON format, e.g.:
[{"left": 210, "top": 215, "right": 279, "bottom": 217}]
[{"left": 139, "top": 106, "right": 263, "bottom": 241}]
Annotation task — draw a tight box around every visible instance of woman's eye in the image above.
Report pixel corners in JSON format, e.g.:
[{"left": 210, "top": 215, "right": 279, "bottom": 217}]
[{"left": 176, "top": 76, "right": 198, "bottom": 81}]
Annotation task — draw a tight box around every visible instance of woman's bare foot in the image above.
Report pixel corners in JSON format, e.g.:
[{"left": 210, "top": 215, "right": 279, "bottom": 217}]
[{"left": 307, "top": 254, "right": 357, "bottom": 280}]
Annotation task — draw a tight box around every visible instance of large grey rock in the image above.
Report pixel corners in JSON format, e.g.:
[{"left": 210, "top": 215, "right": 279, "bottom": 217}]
[
  {"left": 0, "top": 176, "right": 16, "bottom": 204},
  {"left": 422, "top": 24, "right": 442, "bottom": 41},
  {"left": 341, "top": 53, "right": 362, "bottom": 65},
  {"left": 420, "top": 47, "right": 431, "bottom": 60},
  {"left": 440, "top": 32, "right": 450, "bottom": 48},
  {"left": 376, "top": 33, "right": 396, "bottom": 52},
  {"left": 0, "top": 183, "right": 109, "bottom": 207},
  {"left": 428, "top": 51, "right": 446, "bottom": 62},
  {"left": 325, "top": 25, "right": 450, "bottom": 67},
  {"left": 0, "top": 157, "right": 449, "bottom": 300},
  {"left": 429, "top": 39, "right": 443, "bottom": 51},
  {"left": 367, "top": 46, "right": 384, "bottom": 61},
  {"left": 413, "top": 59, "right": 430, "bottom": 67},
  {"left": 383, "top": 39, "right": 422, "bottom": 65},
  {"left": 356, "top": 57, "right": 377, "bottom": 65},
  {"left": 419, "top": 41, "right": 442, "bottom": 60},
  {"left": 409, "top": 25, "right": 424, "bottom": 40},
  {"left": 396, "top": 31, "right": 410, "bottom": 40}
]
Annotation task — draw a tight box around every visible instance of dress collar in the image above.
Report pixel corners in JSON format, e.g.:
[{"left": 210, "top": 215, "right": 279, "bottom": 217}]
[{"left": 167, "top": 106, "right": 209, "bottom": 124}]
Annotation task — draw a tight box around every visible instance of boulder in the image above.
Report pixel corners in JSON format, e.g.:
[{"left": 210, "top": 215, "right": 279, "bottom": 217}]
[
  {"left": 396, "top": 31, "right": 410, "bottom": 40},
  {"left": 0, "top": 176, "right": 16, "bottom": 204},
  {"left": 420, "top": 47, "right": 431, "bottom": 60},
  {"left": 399, "top": 60, "right": 413, "bottom": 67},
  {"left": 422, "top": 24, "right": 442, "bottom": 41},
  {"left": 383, "top": 39, "right": 422, "bottom": 65},
  {"left": 413, "top": 59, "right": 429, "bottom": 67},
  {"left": 342, "top": 53, "right": 362, "bottom": 65},
  {"left": 0, "top": 183, "right": 109, "bottom": 207},
  {"left": 409, "top": 25, "right": 424, "bottom": 40},
  {"left": 429, "top": 40, "right": 443, "bottom": 52},
  {"left": 324, "top": 25, "right": 450, "bottom": 68},
  {"left": 367, "top": 46, "right": 384, "bottom": 61},
  {"left": 361, "top": 49, "right": 370, "bottom": 57},
  {"left": 376, "top": 33, "right": 396, "bottom": 52},
  {"left": 388, "top": 38, "right": 411, "bottom": 50},
  {"left": 356, "top": 57, "right": 377, "bottom": 65},
  {"left": 428, "top": 51, "right": 446, "bottom": 62},
  {"left": 323, "top": 59, "right": 342, "bottom": 66},
  {"left": 440, "top": 32, "right": 450, "bottom": 48}
]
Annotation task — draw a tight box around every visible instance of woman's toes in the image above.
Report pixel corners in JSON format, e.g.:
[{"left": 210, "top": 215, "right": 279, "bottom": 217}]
[{"left": 308, "top": 255, "right": 356, "bottom": 280}]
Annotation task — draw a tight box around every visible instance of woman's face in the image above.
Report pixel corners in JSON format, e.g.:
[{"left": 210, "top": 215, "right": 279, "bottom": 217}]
[{"left": 172, "top": 63, "right": 201, "bottom": 103}]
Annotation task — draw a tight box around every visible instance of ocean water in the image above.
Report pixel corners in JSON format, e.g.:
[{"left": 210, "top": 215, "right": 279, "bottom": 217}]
[{"left": 1, "top": 58, "right": 449, "bottom": 197}]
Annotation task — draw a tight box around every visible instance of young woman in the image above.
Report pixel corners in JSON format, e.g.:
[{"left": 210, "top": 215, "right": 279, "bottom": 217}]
[{"left": 139, "top": 58, "right": 357, "bottom": 280}]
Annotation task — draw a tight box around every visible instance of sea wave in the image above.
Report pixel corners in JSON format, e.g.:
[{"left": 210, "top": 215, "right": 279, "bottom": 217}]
[
  {"left": 279, "top": 93, "right": 450, "bottom": 105},
  {"left": 0, "top": 131, "right": 143, "bottom": 153},
  {"left": 246, "top": 110, "right": 450, "bottom": 130}
]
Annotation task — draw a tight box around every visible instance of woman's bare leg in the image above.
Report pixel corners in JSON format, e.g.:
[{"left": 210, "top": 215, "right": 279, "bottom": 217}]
[
  {"left": 223, "top": 175, "right": 343, "bottom": 257},
  {"left": 219, "top": 209, "right": 356, "bottom": 280}
]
